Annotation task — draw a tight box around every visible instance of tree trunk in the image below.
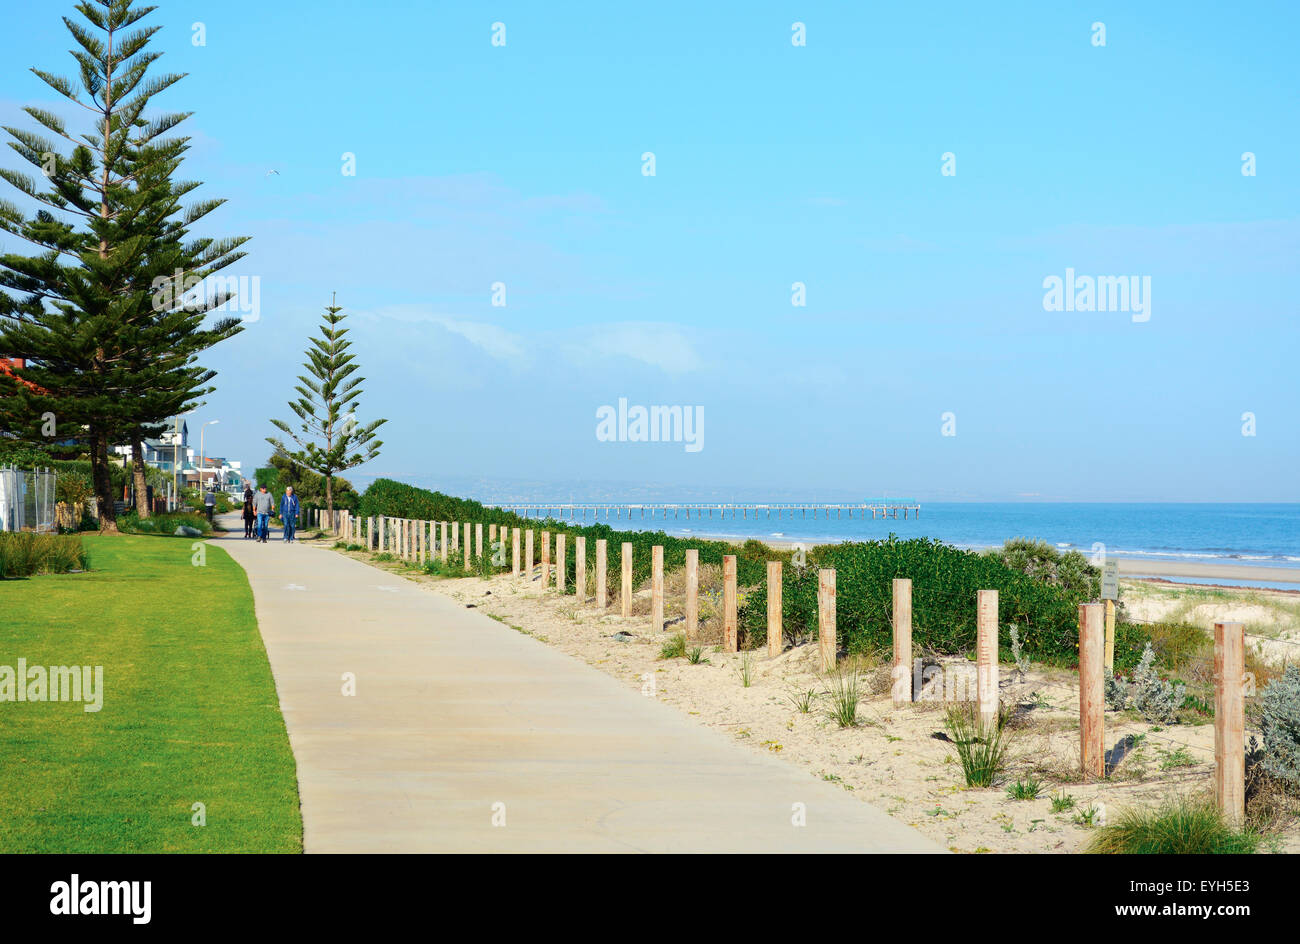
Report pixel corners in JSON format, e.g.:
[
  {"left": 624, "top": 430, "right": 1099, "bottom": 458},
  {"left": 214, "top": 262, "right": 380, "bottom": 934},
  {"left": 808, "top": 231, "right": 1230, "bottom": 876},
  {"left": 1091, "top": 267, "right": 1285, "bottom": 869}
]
[
  {"left": 131, "top": 439, "right": 150, "bottom": 519},
  {"left": 326, "top": 474, "right": 334, "bottom": 521},
  {"left": 91, "top": 426, "right": 118, "bottom": 534}
]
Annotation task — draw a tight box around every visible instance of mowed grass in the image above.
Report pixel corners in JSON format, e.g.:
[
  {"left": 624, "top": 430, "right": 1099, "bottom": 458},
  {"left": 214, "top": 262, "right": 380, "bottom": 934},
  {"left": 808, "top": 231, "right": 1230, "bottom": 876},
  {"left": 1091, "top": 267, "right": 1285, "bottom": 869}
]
[{"left": 0, "top": 534, "right": 302, "bottom": 852}]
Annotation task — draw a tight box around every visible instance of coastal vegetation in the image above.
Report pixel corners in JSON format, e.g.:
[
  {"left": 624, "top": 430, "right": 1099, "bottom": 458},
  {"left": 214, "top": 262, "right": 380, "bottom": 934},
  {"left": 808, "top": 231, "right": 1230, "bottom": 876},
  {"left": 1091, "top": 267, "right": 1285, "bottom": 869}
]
[
  {"left": 0, "top": 532, "right": 88, "bottom": 578},
  {"left": 354, "top": 479, "right": 1157, "bottom": 667}
]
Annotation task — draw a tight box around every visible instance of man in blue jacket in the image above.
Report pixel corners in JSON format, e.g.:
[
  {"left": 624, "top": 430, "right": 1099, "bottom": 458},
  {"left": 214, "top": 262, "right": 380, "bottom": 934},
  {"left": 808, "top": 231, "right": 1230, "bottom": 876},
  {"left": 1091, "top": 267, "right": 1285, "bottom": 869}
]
[{"left": 280, "top": 486, "right": 301, "bottom": 543}]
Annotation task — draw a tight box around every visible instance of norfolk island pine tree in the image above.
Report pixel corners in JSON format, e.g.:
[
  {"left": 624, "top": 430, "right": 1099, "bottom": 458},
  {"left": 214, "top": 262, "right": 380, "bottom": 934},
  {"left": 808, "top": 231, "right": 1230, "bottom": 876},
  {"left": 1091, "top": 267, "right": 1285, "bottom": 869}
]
[
  {"left": 267, "top": 296, "right": 386, "bottom": 521},
  {"left": 0, "top": 0, "right": 249, "bottom": 530}
]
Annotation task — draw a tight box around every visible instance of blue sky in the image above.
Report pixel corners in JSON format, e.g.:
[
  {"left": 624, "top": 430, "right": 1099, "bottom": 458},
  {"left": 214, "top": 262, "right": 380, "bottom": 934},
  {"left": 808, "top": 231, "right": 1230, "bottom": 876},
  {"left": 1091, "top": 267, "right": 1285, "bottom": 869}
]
[{"left": 2, "top": 1, "right": 1296, "bottom": 501}]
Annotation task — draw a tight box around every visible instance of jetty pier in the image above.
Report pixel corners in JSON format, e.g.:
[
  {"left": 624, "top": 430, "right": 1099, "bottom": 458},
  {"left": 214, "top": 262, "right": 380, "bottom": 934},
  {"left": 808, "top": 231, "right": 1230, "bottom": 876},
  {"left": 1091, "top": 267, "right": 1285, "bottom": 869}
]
[{"left": 487, "top": 500, "right": 921, "bottom": 521}]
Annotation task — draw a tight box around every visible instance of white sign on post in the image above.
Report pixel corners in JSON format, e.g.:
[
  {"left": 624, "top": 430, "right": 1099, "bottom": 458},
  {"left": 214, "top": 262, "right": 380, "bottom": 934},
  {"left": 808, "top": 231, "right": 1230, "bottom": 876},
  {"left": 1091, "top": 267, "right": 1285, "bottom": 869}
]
[{"left": 1101, "top": 560, "right": 1119, "bottom": 600}]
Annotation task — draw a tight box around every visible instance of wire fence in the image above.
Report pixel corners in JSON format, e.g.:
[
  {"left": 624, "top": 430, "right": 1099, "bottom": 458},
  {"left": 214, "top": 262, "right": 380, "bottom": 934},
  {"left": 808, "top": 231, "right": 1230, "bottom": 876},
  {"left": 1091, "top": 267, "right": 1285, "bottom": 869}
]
[{"left": 0, "top": 466, "right": 57, "bottom": 532}]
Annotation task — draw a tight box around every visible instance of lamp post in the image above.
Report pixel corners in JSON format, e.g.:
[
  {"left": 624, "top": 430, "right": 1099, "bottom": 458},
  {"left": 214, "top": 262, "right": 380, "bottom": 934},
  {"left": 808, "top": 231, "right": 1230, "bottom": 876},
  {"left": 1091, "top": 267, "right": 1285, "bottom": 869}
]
[{"left": 199, "top": 420, "right": 219, "bottom": 491}]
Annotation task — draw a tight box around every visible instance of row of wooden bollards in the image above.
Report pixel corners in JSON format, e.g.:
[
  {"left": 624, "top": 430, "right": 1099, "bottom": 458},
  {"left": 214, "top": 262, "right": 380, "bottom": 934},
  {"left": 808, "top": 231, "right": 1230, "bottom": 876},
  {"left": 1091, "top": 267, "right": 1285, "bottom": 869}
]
[{"left": 317, "top": 510, "right": 1247, "bottom": 826}]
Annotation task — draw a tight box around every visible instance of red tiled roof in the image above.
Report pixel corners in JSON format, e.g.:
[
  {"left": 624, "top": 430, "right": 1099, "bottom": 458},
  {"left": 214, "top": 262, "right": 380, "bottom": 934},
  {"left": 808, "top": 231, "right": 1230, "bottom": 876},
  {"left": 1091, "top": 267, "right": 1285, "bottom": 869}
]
[{"left": 0, "top": 357, "right": 44, "bottom": 394}]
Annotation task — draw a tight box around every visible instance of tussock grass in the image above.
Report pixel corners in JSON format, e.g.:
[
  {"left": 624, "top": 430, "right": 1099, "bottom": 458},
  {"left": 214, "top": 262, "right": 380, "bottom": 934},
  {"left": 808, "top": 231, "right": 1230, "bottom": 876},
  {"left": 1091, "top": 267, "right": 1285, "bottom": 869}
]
[
  {"left": 1006, "top": 777, "right": 1043, "bottom": 800},
  {"left": 659, "top": 633, "right": 687, "bottom": 660},
  {"left": 824, "top": 667, "right": 861, "bottom": 728},
  {"left": 1085, "top": 798, "right": 1261, "bottom": 854},
  {"left": 944, "top": 703, "right": 1012, "bottom": 787},
  {"left": 0, "top": 532, "right": 89, "bottom": 578}
]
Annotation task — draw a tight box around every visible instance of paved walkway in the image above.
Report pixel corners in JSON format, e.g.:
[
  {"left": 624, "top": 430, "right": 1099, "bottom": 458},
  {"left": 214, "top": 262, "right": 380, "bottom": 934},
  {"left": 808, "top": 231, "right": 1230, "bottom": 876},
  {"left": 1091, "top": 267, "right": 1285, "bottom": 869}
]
[{"left": 212, "top": 516, "right": 943, "bottom": 853}]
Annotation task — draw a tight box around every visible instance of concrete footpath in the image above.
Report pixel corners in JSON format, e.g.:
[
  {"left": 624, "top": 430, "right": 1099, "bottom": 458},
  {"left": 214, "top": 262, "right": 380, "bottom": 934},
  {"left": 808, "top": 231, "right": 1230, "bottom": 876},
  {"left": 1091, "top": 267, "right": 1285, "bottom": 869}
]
[{"left": 212, "top": 516, "right": 944, "bottom": 853}]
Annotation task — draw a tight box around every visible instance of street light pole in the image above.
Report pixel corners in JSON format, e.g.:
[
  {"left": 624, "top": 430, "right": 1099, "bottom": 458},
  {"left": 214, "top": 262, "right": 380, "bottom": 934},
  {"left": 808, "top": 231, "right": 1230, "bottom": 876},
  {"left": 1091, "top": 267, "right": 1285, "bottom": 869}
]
[
  {"left": 199, "top": 419, "right": 219, "bottom": 491},
  {"left": 172, "top": 415, "right": 181, "bottom": 510}
]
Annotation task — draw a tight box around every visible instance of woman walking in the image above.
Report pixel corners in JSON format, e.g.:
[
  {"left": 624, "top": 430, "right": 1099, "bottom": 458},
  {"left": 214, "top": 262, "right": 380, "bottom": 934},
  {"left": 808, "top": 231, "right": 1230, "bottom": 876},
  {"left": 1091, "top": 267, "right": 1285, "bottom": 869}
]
[{"left": 242, "top": 485, "right": 255, "bottom": 539}]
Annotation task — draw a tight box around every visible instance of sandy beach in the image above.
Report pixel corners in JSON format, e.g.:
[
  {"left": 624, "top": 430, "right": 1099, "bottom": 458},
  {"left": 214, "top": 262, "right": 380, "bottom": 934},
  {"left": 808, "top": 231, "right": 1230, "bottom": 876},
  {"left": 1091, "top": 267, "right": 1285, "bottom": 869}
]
[{"left": 1114, "top": 558, "right": 1300, "bottom": 586}]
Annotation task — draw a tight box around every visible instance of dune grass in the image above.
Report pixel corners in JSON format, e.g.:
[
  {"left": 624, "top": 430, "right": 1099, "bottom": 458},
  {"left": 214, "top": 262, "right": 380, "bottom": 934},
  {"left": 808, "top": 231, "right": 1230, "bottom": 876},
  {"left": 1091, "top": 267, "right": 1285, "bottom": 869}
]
[
  {"left": 1085, "top": 798, "right": 1260, "bottom": 854},
  {"left": 0, "top": 534, "right": 302, "bottom": 852}
]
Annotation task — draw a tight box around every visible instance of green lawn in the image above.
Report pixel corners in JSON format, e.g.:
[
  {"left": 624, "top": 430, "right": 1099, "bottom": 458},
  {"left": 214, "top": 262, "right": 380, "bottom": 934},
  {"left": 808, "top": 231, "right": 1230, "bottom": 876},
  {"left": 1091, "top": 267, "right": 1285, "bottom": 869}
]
[{"left": 0, "top": 534, "right": 302, "bottom": 852}]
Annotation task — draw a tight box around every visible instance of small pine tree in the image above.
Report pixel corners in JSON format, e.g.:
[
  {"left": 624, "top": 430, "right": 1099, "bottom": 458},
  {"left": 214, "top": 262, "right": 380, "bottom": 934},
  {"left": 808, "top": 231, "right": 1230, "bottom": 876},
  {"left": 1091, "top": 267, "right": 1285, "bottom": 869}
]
[{"left": 267, "top": 297, "right": 385, "bottom": 518}]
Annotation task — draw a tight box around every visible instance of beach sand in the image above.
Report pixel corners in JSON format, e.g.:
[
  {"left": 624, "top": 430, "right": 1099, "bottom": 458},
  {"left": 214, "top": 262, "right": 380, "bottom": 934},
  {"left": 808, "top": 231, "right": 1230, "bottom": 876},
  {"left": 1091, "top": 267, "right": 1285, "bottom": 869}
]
[{"left": 1115, "top": 558, "right": 1300, "bottom": 586}]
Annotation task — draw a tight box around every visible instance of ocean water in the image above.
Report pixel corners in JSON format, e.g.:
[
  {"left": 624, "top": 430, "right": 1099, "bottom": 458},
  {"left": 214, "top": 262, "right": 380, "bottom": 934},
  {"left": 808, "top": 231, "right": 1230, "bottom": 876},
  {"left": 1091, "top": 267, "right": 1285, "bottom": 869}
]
[{"left": 547, "top": 503, "right": 1300, "bottom": 579}]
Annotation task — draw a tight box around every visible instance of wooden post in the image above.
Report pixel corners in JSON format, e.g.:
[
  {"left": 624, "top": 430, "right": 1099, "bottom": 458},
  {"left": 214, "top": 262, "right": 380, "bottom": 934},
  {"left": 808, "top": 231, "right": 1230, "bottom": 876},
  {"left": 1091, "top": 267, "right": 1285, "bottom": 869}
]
[
  {"left": 441, "top": 522, "right": 448, "bottom": 564},
  {"left": 463, "top": 522, "right": 471, "bottom": 571},
  {"left": 417, "top": 521, "right": 425, "bottom": 565},
  {"left": 685, "top": 549, "right": 698, "bottom": 643},
  {"left": 541, "top": 531, "right": 550, "bottom": 587},
  {"left": 525, "top": 530, "right": 534, "bottom": 580},
  {"left": 475, "top": 522, "right": 483, "bottom": 560},
  {"left": 817, "top": 568, "right": 835, "bottom": 670},
  {"left": 556, "top": 533, "right": 567, "bottom": 592},
  {"left": 1215, "top": 621, "right": 1245, "bottom": 826},
  {"left": 451, "top": 521, "right": 458, "bottom": 551},
  {"left": 977, "top": 590, "right": 999, "bottom": 729},
  {"left": 767, "top": 560, "right": 782, "bottom": 658},
  {"left": 511, "top": 527, "right": 521, "bottom": 576},
  {"left": 621, "top": 542, "right": 633, "bottom": 617},
  {"left": 1078, "top": 602, "right": 1105, "bottom": 778},
  {"left": 651, "top": 545, "right": 663, "bottom": 631},
  {"left": 893, "top": 578, "right": 913, "bottom": 704},
  {"left": 723, "top": 555, "right": 738, "bottom": 653},
  {"left": 575, "top": 536, "right": 586, "bottom": 600},
  {"left": 367, "top": 517, "right": 374, "bottom": 550},
  {"left": 596, "top": 539, "right": 608, "bottom": 608},
  {"left": 1104, "top": 599, "right": 1116, "bottom": 674},
  {"left": 489, "top": 523, "right": 497, "bottom": 545}
]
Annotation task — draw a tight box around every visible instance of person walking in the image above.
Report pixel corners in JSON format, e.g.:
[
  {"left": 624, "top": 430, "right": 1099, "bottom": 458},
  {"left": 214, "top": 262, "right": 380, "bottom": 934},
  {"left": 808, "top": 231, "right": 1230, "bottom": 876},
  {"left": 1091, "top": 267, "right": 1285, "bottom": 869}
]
[
  {"left": 280, "top": 486, "right": 300, "bottom": 543},
  {"left": 203, "top": 486, "right": 216, "bottom": 523},
  {"left": 253, "top": 484, "right": 274, "bottom": 543},
  {"left": 242, "top": 485, "right": 255, "bottom": 539}
]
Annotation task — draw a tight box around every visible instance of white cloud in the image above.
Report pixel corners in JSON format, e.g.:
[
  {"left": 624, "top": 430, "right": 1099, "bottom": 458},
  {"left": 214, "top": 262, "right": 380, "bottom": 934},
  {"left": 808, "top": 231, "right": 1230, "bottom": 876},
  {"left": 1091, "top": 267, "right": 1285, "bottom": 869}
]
[
  {"left": 568, "top": 322, "right": 703, "bottom": 374},
  {"left": 430, "top": 316, "right": 528, "bottom": 366}
]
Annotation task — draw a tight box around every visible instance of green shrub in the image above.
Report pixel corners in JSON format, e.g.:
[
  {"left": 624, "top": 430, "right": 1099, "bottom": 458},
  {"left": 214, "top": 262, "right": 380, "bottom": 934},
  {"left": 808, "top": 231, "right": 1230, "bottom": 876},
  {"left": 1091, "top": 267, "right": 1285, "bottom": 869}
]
[
  {"left": 357, "top": 478, "right": 768, "bottom": 602},
  {"left": 1258, "top": 665, "right": 1300, "bottom": 792},
  {"left": 985, "top": 537, "right": 1100, "bottom": 601},
  {"left": 1085, "top": 799, "right": 1260, "bottom": 854},
  {"left": 1105, "top": 642, "right": 1186, "bottom": 724},
  {"left": 740, "top": 536, "right": 1100, "bottom": 664},
  {"left": 118, "top": 510, "right": 212, "bottom": 536},
  {"left": 0, "top": 532, "right": 89, "bottom": 578}
]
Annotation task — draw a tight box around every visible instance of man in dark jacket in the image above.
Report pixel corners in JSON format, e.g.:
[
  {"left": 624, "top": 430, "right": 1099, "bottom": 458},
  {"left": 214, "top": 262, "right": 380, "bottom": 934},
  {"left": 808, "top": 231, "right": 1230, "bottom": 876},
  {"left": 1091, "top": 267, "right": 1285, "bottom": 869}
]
[
  {"left": 242, "top": 486, "right": 255, "bottom": 539},
  {"left": 279, "top": 486, "right": 300, "bottom": 543}
]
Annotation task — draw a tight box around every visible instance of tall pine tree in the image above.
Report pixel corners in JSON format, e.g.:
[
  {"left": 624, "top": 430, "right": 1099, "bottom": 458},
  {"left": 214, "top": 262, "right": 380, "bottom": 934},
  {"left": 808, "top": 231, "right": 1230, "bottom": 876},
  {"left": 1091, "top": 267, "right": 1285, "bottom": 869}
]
[
  {"left": 0, "top": 0, "right": 248, "bottom": 530},
  {"left": 268, "top": 297, "right": 386, "bottom": 518}
]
